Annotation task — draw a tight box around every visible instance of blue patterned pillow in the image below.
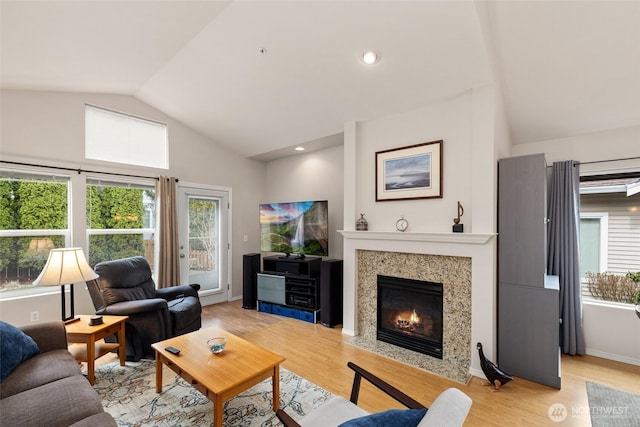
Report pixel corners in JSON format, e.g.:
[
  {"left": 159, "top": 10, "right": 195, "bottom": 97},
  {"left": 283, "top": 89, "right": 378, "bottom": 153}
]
[
  {"left": 0, "top": 321, "right": 40, "bottom": 382},
  {"left": 338, "top": 408, "right": 427, "bottom": 427}
]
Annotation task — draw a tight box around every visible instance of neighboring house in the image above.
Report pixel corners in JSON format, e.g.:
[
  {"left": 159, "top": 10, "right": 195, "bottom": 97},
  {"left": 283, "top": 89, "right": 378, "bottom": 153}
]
[{"left": 580, "top": 177, "right": 640, "bottom": 279}]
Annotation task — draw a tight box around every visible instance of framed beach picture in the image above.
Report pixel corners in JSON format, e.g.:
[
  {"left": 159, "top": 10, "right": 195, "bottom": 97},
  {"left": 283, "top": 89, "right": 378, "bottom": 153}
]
[{"left": 375, "top": 140, "right": 443, "bottom": 201}]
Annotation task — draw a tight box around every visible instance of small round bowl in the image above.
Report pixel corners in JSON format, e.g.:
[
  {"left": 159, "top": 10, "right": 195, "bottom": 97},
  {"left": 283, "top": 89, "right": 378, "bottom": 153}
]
[{"left": 207, "top": 337, "right": 226, "bottom": 354}]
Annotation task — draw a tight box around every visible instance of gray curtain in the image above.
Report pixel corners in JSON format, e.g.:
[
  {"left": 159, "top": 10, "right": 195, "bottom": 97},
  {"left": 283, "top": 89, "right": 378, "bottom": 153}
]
[
  {"left": 157, "top": 176, "right": 180, "bottom": 288},
  {"left": 547, "top": 161, "right": 585, "bottom": 355}
]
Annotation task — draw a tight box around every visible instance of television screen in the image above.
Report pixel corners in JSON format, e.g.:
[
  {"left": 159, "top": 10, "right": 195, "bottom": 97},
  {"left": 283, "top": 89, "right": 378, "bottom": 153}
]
[{"left": 259, "top": 200, "right": 328, "bottom": 256}]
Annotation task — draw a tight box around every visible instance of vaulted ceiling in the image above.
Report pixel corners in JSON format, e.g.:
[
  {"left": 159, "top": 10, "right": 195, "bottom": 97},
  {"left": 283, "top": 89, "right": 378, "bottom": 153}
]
[{"left": 2, "top": 1, "right": 638, "bottom": 160}]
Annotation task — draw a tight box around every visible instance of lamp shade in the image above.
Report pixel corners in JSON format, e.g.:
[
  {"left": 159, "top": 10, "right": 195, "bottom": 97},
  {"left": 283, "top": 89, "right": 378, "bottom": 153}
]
[{"left": 33, "top": 248, "right": 98, "bottom": 286}]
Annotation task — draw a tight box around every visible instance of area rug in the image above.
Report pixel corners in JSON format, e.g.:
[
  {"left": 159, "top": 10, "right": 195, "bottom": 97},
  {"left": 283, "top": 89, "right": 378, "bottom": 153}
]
[
  {"left": 586, "top": 381, "right": 640, "bottom": 427},
  {"left": 93, "top": 361, "right": 335, "bottom": 426}
]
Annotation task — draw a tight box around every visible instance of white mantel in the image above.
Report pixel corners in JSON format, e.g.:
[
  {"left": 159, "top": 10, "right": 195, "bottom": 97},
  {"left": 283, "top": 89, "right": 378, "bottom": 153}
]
[
  {"left": 339, "top": 230, "right": 495, "bottom": 245},
  {"left": 339, "top": 230, "right": 497, "bottom": 378}
]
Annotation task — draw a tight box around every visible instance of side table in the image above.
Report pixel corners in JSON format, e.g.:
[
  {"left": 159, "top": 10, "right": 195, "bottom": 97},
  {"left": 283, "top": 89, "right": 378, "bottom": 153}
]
[{"left": 66, "top": 315, "right": 128, "bottom": 385}]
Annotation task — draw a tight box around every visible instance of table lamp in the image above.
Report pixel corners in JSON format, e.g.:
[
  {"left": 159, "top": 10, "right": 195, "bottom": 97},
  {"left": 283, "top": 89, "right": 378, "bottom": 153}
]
[{"left": 33, "top": 247, "right": 98, "bottom": 324}]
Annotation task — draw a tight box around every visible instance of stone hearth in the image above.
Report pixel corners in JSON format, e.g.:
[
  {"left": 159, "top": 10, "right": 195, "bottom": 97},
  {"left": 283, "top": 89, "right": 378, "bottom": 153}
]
[{"left": 348, "top": 249, "right": 471, "bottom": 383}]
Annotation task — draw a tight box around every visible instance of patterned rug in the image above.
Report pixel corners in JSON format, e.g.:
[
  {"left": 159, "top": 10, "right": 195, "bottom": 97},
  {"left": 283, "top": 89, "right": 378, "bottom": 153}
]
[
  {"left": 93, "top": 360, "right": 335, "bottom": 426},
  {"left": 586, "top": 381, "right": 640, "bottom": 427}
]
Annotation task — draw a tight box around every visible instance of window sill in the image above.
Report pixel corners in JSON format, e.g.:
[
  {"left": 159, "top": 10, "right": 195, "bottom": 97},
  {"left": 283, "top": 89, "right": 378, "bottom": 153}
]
[
  {"left": 582, "top": 298, "right": 636, "bottom": 311},
  {"left": 0, "top": 287, "right": 60, "bottom": 301}
]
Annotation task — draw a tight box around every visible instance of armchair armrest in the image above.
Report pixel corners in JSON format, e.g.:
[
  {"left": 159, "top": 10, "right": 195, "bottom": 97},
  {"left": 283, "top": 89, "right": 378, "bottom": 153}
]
[
  {"left": 155, "top": 284, "right": 200, "bottom": 301},
  {"left": 347, "top": 362, "right": 425, "bottom": 410},
  {"left": 20, "top": 321, "right": 67, "bottom": 353},
  {"left": 99, "top": 298, "right": 168, "bottom": 316}
]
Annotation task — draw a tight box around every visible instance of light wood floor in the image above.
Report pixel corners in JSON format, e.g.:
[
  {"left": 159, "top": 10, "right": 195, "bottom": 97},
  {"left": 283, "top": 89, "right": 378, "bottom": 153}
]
[
  {"left": 202, "top": 300, "right": 640, "bottom": 427},
  {"left": 96, "top": 300, "right": 639, "bottom": 426}
]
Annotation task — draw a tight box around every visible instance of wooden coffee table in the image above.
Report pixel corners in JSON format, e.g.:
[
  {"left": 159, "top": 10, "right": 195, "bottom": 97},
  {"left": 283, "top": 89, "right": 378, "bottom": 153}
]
[{"left": 152, "top": 326, "right": 285, "bottom": 427}]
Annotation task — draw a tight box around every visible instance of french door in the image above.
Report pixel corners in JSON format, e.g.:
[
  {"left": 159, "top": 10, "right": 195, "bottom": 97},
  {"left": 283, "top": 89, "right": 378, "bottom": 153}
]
[{"left": 178, "top": 184, "right": 230, "bottom": 305}]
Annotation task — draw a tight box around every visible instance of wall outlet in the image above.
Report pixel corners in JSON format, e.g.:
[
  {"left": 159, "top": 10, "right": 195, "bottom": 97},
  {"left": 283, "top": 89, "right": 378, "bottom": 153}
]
[{"left": 30, "top": 311, "right": 39, "bottom": 322}]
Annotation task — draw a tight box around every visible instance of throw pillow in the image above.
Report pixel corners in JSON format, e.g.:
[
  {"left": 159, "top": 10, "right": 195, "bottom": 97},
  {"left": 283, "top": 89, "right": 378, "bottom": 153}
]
[
  {"left": 0, "top": 321, "right": 40, "bottom": 382},
  {"left": 338, "top": 408, "right": 427, "bottom": 427}
]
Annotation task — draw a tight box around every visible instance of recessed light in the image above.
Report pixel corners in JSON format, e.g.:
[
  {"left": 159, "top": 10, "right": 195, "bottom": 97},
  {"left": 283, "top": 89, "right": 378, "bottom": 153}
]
[
  {"left": 362, "top": 50, "right": 380, "bottom": 65},
  {"left": 294, "top": 147, "right": 305, "bottom": 151}
]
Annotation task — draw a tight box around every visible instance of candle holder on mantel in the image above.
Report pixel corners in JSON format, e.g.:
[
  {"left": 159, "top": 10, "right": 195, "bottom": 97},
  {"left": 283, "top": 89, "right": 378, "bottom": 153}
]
[
  {"left": 452, "top": 201, "right": 464, "bottom": 233},
  {"left": 356, "top": 213, "right": 368, "bottom": 231}
]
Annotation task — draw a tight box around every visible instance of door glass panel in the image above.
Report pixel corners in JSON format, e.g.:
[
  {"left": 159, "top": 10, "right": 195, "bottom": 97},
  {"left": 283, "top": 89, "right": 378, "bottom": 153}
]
[{"left": 188, "top": 196, "right": 219, "bottom": 292}]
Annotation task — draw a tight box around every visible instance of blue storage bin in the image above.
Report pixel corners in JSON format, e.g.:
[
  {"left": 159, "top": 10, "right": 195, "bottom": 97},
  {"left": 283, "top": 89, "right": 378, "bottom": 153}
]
[
  {"left": 299, "top": 310, "right": 316, "bottom": 323},
  {"left": 258, "top": 302, "right": 272, "bottom": 314},
  {"left": 282, "top": 307, "right": 300, "bottom": 319},
  {"left": 272, "top": 304, "right": 285, "bottom": 316}
]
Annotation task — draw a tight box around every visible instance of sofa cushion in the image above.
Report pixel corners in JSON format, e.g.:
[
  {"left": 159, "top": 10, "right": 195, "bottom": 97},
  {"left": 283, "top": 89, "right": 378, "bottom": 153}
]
[
  {"left": 69, "top": 412, "right": 118, "bottom": 427},
  {"left": 0, "top": 320, "right": 40, "bottom": 382},
  {"left": 338, "top": 408, "right": 427, "bottom": 427},
  {"left": 0, "top": 375, "right": 107, "bottom": 427},
  {"left": 417, "top": 388, "right": 472, "bottom": 427},
  {"left": 0, "top": 349, "right": 81, "bottom": 399},
  {"left": 299, "top": 397, "right": 369, "bottom": 427}
]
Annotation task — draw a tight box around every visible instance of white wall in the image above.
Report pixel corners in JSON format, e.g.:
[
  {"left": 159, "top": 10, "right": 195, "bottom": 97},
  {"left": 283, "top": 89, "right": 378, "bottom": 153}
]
[
  {"left": 0, "top": 89, "right": 266, "bottom": 326},
  {"left": 344, "top": 88, "right": 500, "bottom": 375},
  {"left": 512, "top": 125, "right": 640, "bottom": 365},
  {"left": 265, "top": 145, "right": 344, "bottom": 260},
  {"left": 355, "top": 92, "right": 475, "bottom": 232},
  {"left": 512, "top": 125, "right": 640, "bottom": 173}
]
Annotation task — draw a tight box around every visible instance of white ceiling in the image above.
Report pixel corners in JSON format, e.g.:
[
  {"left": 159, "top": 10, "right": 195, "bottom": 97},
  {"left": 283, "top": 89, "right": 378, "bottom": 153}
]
[{"left": 1, "top": 1, "right": 639, "bottom": 160}]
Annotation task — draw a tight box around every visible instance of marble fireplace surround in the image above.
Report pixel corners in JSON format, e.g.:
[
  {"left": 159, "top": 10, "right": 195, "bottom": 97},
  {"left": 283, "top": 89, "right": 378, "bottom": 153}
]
[{"left": 339, "top": 231, "right": 496, "bottom": 383}]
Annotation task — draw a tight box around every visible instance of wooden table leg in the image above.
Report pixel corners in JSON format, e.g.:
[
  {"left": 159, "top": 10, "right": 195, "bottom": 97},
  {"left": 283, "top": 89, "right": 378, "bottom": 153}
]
[
  {"left": 155, "top": 353, "right": 163, "bottom": 393},
  {"left": 87, "top": 336, "right": 96, "bottom": 385},
  {"left": 118, "top": 321, "right": 126, "bottom": 366},
  {"left": 272, "top": 365, "right": 280, "bottom": 411},
  {"left": 214, "top": 394, "right": 223, "bottom": 427}
]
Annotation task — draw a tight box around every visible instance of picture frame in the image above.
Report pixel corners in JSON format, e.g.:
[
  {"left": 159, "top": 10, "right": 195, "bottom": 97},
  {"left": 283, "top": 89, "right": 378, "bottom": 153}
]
[{"left": 375, "top": 140, "right": 443, "bottom": 201}]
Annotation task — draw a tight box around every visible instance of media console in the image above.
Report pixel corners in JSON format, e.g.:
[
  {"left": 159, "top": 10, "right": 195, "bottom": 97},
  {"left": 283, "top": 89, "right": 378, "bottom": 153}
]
[{"left": 257, "top": 255, "right": 321, "bottom": 323}]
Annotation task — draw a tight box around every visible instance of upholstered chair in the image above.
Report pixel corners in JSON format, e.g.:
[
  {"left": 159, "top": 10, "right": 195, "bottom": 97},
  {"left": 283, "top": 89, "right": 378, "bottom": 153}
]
[
  {"left": 87, "top": 256, "right": 202, "bottom": 361},
  {"left": 276, "top": 362, "right": 472, "bottom": 427}
]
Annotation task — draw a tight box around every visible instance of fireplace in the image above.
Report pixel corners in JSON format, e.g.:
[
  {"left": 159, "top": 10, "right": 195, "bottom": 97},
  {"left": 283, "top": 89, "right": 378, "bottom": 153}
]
[{"left": 377, "top": 275, "right": 443, "bottom": 359}]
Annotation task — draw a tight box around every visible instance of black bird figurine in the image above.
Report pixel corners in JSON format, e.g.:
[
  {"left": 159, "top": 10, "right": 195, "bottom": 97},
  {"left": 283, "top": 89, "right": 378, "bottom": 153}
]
[{"left": 477, "top": 342, "right": 513, "bottom": 391}]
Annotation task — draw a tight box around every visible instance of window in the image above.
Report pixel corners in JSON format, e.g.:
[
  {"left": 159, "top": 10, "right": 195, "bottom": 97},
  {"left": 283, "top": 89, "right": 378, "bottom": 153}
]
[
  {"left": 85, "top": 104, "right": 168, "bottom": 169},
  {"left": 86, "top": 178, "right": 156, "bottom": 269},
  {"left": 0, "top": 168, "right": 160, "bottom": 300},
  {"left": 579, "top": 212, "right": 608, "bottom": 278},
  {"left": 0, "top": 170, "right": 70, "bottom": 297},
  {"left": 580, "top": 174, "right": 640, "bottom": 302}
]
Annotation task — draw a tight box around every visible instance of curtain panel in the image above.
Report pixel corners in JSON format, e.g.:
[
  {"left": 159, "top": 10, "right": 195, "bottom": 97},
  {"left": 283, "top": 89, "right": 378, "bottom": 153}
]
[
  {"left": 157, "top": 176, "right": 180, "bottom": 288},
  {"left": 547, "top": 161, "right": 585, "bottom": 355}
]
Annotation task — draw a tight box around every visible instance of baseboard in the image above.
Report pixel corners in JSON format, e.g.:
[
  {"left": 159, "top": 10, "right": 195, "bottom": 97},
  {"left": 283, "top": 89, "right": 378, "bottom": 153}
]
[
  {"left": 469, "top": 367, "right": 485, "bottom": 380},
  {"left": 586, "top": 349, "right": 640, "bottom": 366},
  {"left": 341, "top": 327, "right": 356, "bottom": 336}
]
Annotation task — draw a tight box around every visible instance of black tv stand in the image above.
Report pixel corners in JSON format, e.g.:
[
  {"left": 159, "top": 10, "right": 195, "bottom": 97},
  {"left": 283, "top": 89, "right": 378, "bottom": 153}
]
[{"left": 257, "top": 255, "right": 321, "bottom": 322}]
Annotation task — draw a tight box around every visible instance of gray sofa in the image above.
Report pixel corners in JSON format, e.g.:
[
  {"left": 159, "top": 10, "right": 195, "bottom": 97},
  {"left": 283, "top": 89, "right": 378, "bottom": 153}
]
[{"left": 0, "top": 321, "right": 116, "bottom": 427}]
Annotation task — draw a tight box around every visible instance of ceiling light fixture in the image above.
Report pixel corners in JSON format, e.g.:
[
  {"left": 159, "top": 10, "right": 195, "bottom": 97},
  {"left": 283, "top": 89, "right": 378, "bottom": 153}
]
[
  {"left": 362, "top": 50, "right": 380, "bottom": 65},
  {"left": 294, "top": 147, "right": 305, "bottom": 151}
]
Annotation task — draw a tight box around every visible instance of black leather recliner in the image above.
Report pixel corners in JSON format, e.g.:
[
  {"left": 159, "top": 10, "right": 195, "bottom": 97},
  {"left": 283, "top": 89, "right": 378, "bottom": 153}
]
[{"left": 87, "top": 256, "right": 202, "bottom": 361}]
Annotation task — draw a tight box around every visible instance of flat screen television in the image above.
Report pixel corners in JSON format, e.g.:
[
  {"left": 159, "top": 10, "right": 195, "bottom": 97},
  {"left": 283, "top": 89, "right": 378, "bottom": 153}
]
[{"left": 259, "top": 200, "right": 328, "bottom": 256}]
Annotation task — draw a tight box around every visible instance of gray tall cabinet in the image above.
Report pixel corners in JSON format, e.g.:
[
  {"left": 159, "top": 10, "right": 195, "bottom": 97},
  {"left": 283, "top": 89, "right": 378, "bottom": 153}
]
[{"left": 498, "top": 153, "right": 561, "bottom": 389}]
